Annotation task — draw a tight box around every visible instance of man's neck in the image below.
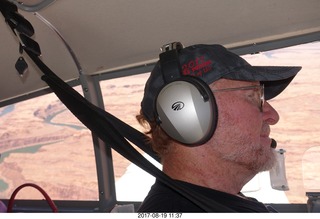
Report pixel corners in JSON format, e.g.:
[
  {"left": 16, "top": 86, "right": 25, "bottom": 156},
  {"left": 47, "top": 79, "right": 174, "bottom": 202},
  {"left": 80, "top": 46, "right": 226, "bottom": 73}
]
[{"left": 162, "top": 146, "right": 255, "bottom": 195}]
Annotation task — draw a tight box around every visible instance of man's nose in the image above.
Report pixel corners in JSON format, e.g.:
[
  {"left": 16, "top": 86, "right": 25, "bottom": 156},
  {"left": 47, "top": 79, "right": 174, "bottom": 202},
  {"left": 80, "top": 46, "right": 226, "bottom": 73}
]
[{"left": 263, "top": 101, "right": 280, "bottom": 125}]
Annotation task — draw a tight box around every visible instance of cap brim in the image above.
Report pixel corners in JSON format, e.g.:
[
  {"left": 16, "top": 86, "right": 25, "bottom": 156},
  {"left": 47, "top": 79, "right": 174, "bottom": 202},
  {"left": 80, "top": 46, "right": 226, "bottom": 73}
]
[{"left": 252, "top": 66, "right": 302, "bottom": 100}]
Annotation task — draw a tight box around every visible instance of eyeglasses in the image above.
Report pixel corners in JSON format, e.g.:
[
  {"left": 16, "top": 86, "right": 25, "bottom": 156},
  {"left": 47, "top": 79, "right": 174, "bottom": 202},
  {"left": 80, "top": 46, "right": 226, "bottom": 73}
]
[{"left": 212, "top": 84, "right": 265, "bottom": 111}]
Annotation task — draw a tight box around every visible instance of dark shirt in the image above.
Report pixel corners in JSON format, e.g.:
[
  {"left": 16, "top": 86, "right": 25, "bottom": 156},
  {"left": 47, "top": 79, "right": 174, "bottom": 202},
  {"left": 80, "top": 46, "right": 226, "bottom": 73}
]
[{"left": 138, "top": 179, "right": 274, "bottom": 212}]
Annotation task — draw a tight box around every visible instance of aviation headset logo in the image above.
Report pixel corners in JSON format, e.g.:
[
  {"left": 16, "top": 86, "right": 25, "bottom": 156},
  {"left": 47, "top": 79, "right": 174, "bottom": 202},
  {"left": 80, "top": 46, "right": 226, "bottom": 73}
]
[{"left": 172, "top": 101, "right": 185, "bottom": 111}]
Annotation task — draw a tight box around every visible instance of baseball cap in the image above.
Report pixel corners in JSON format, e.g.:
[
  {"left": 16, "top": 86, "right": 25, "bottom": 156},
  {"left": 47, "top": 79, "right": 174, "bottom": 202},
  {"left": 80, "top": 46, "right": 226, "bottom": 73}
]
[{"left": 141, "top": 44, "right": 301, "bottom": 122}]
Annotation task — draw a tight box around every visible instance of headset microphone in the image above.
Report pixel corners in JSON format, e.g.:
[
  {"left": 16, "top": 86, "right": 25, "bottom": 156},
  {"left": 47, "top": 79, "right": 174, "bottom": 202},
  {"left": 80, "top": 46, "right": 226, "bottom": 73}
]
[{"left": 271, "top": 138, "right": 277, "bottom": 148}]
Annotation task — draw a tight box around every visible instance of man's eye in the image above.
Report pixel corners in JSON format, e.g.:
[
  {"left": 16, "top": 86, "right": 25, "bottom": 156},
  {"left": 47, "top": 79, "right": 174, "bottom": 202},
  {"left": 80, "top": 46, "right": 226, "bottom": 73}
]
[{"left": 247, "top": 91, "right": 259, "bottom": 103}]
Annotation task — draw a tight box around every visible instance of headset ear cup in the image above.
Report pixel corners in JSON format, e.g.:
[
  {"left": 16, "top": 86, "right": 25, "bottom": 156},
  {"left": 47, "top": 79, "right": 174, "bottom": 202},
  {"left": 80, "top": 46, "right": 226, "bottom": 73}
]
[{"left": 156, "top": 77, "right": 218, "bottom": 146}]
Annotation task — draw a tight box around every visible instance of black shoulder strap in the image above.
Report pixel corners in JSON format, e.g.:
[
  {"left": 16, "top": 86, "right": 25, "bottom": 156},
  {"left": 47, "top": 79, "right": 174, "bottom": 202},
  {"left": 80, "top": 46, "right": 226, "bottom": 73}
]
[{"left": 0, "top": 1, "right": 234, "bottom": 211}]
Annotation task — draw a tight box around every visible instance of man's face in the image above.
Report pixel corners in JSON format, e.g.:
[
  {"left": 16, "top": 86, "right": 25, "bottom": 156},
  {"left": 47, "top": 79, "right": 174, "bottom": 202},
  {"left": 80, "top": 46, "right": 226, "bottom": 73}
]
[{"left": 208, "top": 79, "right": 280, "bottom": 173}]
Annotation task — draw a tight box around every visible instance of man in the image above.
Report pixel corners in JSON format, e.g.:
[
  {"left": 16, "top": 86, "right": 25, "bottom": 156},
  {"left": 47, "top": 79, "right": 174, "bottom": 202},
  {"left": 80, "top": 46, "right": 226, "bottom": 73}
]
[{"left": 137, "top": 42, "right": 301, "bottom": 212}]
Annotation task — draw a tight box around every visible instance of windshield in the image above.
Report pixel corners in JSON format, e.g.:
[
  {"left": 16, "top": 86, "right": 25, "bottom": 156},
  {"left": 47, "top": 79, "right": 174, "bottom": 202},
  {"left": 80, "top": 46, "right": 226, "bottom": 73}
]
[{"left": 1, "top": 41, "right": 319, "bottom": 205}]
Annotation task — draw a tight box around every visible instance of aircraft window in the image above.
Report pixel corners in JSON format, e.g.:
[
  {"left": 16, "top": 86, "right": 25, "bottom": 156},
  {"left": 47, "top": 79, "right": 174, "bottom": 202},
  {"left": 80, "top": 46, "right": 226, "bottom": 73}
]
[
  {"left": 0, "top": 86, "right": 99, "bottom": 201},
  {"left": 100, "top": 73, "right": 160, "bottom": 202},
  {"left": 302, "top": 146, "right": 320, "bottom": 191},
  {"left": 1, "top": 41, "right": 319, "bottom": 206}
]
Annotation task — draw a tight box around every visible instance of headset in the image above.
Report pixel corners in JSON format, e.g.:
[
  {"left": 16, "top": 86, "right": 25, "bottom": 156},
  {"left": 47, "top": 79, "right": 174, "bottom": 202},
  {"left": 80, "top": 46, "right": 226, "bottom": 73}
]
[{"left": 155, "top": 42, "right": 218, "bottom": 146}]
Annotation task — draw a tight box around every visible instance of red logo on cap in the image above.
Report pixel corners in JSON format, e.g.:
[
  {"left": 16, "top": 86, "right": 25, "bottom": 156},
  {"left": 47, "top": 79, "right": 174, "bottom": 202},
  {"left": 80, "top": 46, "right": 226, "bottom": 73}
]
[{"left": 182, "top": 56, "right": 213, "bottom": 77}]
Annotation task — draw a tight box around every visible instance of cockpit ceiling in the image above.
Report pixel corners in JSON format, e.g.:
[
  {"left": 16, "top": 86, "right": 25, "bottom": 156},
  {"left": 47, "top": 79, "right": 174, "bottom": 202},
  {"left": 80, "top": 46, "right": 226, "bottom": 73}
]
[{"left": 1, "top": 0, "right": 320, "bottom": 104}]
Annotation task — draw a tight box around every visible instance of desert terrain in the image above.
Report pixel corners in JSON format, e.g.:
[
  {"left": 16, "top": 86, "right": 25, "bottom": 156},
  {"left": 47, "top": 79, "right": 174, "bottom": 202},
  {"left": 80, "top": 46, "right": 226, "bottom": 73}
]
[{"left": 0, "top": 43, "right": 319, "bottom": 205}]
